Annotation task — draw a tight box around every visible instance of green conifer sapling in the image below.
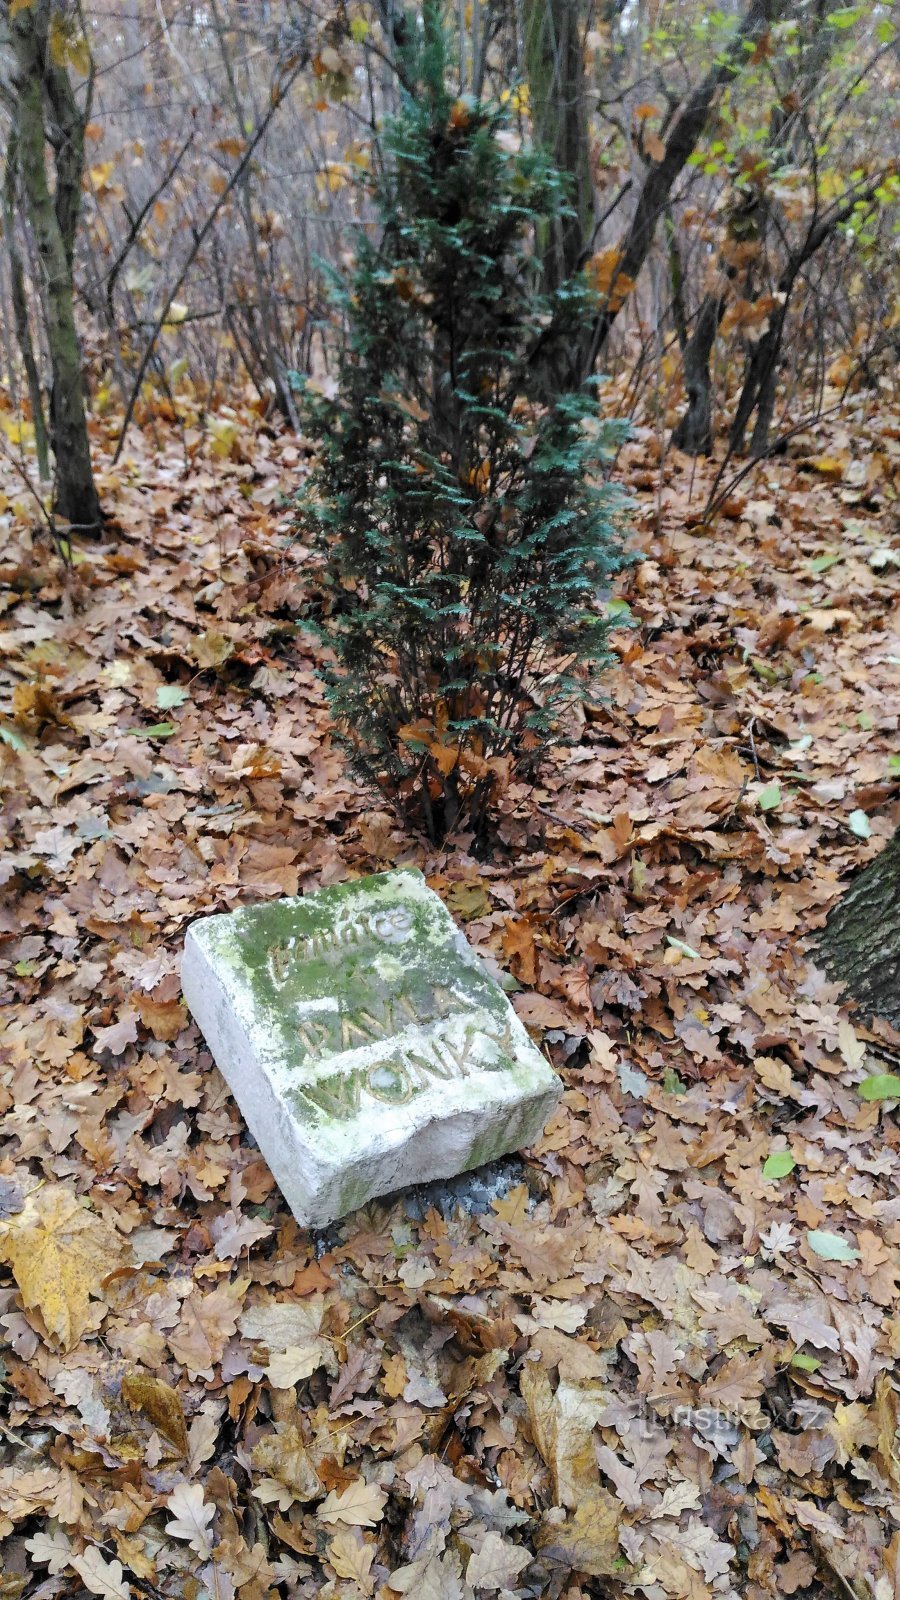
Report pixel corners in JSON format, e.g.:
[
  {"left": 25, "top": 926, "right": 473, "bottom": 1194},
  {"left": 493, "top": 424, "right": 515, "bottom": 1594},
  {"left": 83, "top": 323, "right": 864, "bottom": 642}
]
[{"left": 296, "top": 39, "right": 628, "bottom": 843}]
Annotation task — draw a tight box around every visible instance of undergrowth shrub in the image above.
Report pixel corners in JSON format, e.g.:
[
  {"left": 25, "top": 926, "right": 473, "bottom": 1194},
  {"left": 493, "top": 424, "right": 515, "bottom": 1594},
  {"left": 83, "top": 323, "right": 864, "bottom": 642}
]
[{"left": 296, "top": 45, "right": 629, "bottom": 845}]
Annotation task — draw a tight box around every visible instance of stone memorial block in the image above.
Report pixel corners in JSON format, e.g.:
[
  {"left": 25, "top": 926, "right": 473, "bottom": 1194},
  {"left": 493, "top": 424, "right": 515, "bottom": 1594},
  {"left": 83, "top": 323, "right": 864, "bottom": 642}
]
[{"left": 181, "top": 868, "right": 561, "bottom": 1227}]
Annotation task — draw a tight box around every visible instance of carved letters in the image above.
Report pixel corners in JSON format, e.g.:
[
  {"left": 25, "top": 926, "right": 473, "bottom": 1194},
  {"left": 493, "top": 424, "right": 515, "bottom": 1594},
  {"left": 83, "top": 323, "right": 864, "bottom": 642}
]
[
  {"left": 265, "top": 902, "right": 517, "bottom": 1125},
  {"left": 268, "top": 905, "right": 414, "bottom": 985},
  {"left": 295, "top": 1011, "right": 515, "bottom": 1122}
]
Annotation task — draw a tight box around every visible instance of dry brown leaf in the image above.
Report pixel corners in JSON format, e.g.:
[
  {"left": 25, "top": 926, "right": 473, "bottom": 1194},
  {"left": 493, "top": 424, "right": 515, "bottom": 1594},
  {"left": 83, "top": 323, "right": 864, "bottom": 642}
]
[{"left": 535, "top": 1490, "right": 622, "bottom": 1577}]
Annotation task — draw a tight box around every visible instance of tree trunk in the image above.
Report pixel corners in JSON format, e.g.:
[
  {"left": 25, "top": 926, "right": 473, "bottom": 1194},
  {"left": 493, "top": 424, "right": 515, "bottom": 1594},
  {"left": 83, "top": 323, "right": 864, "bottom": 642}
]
[
  {"left": 817, "top": 832, "right": 900, "bottom": 1029},
  {"left": 523, "top": 0, "right": 594, "bottom": 291},
  {"left": 671, "top": 291, "right": 724, "bottom": 454},
  {"left": 2, "top": 132, "right": 50, "bottom": 482},
  {"left": 727, "top": 166, "right": 882, "bottom": 455},
  {"left": 584, "top": 0, "right": 772, "bottom": 375},
  {"left": 729, "top": 289, "right": 789, "bottom": 456},
  {"left": 9, "top": 0, "right": 102, "bottom": 532}
]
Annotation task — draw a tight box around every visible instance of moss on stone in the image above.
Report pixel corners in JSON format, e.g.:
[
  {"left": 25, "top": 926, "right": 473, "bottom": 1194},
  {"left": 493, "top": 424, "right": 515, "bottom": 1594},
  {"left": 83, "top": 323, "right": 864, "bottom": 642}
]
[{"left": 190, "top": 869, "right": 555, "bottom": 1169}]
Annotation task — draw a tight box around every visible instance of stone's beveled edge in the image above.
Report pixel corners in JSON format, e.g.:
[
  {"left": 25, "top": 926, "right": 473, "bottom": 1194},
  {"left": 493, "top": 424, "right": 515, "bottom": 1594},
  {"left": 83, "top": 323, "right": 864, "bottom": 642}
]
[
  {"left": 305, "top": 1075, "right": 559, "bottom": 1225},
  {"left": 182, "top": 928, "right": 324, "bottom": 1225}
]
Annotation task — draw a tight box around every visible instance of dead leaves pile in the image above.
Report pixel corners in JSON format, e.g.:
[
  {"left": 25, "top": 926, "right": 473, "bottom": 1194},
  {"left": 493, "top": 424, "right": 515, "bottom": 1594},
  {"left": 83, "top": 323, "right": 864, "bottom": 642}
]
[{"left": 0, "top": 395, "right": 898, "bottom": 1600}]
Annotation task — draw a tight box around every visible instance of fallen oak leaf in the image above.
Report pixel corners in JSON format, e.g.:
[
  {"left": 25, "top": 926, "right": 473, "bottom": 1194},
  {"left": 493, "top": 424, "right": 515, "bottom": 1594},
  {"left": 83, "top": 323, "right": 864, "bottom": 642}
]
[
  {"left": 520, "top": 1363, "right": 605, "bottom": 1507},
  {"left": 465, "top": 1531, "right": 531, "bottom": 1591},
  {"left": 91, "top": 1014, "right": 139, "bottom": 1056},
  {"left": 388, "top": 1551, "right": 466, "bottom": 1599},
  {"left": 317, "top": 1479, "right": 387, "bottom": 1528},
  {"left": 134, "top": 991, "right": 187, "bottom": 1041},
  {"left": 165, "top": 1481, "right": 215, "bottom": 1558},
  {"left": 24, "top": 1528, "right": 72, "bottom": 1575},
  {"left": 266, "top": 1345, "right": 328, "bottom": 1387},
  {"left": 0, "top": 1185, "right": 126, "bottom": 1351},
  {"left": 69, "top": 1547, "right": 131, "bottom": 1600},
  {"left": 167, "top": 1278, "right": 246, "bottom": 1380},
  {"left": 327, "top": 1526, "right": 376, "bottom": 1588},
  {"left": 210, "top": 1208, "right": 274, "bottom": 1260},
  {"left": 240, "top": 1294, "right": 336, "bottom": 1384},
  {"left": 252, "top": 1423, "right": 321, "bottom": 1506},
  {"left": 193, "top": 628, "right": 236, "bottom": 669}
]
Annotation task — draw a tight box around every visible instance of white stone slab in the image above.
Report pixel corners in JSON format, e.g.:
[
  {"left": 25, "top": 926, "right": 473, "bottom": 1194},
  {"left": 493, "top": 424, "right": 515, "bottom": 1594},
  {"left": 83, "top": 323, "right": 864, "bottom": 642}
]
[{"left": 181, "top": 868, "right": 561, "bottom": 1227}]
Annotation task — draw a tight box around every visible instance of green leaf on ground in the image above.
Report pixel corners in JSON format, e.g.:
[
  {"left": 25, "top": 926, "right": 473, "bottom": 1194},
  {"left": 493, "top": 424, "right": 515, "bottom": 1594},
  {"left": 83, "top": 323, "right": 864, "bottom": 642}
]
[
  {"left": 762, "top": 1151, "right": 795, "bottom": 1180},
  {"left": 858, "top": 1073, "right": 900, "bottom": 1101},
  {"left": 156, "top": 685, "right": 189, "bottom": 709},
  {"left": 0, "top": 724, "right": 27, "bottom": 753},
  {"left": 666, "top": 936, "right": 702, "bottom": 959},
  {"left": 806, "top": 1229, "right": 859, "bottom": 1262},
  {"left": 125, "top": 722, "right": 176, "bottom": 739},
  {"left": 757, "top": 782, "right": 781, "bottom": 811}
]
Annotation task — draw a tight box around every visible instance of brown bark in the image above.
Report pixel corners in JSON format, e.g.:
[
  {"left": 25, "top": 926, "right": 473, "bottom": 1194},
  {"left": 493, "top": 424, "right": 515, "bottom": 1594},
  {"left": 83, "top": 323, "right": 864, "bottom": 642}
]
[
  {"left": 8, "top": 0, "right": 102, "bottom": 531},
  {"left": 817, "top": 831, "right": 900, "bottom": 1029}
]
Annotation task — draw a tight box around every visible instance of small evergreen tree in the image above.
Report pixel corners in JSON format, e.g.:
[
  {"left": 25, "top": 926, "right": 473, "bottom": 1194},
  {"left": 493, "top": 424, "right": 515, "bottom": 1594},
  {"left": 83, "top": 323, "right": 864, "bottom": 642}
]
[{"left": 297, "top": 32, "right": 628, "bottom": 844}]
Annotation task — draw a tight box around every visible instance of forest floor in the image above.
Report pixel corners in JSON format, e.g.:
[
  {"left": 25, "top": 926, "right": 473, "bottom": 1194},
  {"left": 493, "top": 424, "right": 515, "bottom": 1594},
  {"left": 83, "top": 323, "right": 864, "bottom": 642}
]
[{"left": 1, "top": 388, "right": 899, "bottom": 1600}]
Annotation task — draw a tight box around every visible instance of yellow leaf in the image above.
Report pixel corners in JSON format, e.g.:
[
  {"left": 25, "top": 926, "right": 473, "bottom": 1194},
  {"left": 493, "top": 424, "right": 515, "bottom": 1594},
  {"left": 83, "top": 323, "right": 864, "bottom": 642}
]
[
  {"left": 48, "top": 12, "right": 68, "bottom": 67},
  {"left": 9, "top": 0, "right": 36, "bottom": 17},
  {"left": 0, "top": 1185, "right": 124, "bottom": 1350},
  {"left": 49, "top": 14, "right": 91, "bottom": 77},
  {"left": 807, "top": 455, "right": 847, "bottom": 480},
  {"left": 323, "top": 162, "right": 350, "bottom": 192},
  {"left": 585, "top": 248, "right": 635, "bottom": 311},
  {"left": 89, "top": 161, "right": 116, "bottom": 192},
  {"left": 535, "top": 1489, "right": 622, "bottom": 1577},
  {"left": 207, "top": 416, "right": 238, "bottom": 458},
  {"left": 68, "top": 32, "right": 92, "bottom": 76},
  {"left": 121, "top": 1372, "right": 188, "bottom": 1455}
]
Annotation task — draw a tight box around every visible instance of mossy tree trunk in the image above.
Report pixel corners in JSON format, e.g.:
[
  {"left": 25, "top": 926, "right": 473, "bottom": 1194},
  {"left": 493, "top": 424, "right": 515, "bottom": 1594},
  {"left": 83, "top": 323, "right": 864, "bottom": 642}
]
[
  {"left": 817, "top": 831, "right": 900, "bottom": 1030},
  {"left": 8, "top": 0, "right": 102, "bottom": 531}
]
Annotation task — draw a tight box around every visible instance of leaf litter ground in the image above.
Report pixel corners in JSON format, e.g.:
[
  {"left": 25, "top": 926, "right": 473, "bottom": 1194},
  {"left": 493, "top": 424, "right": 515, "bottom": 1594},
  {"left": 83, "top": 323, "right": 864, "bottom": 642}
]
[{"left": 0, "top": 399, "right": 898, "bottom": 1600}]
